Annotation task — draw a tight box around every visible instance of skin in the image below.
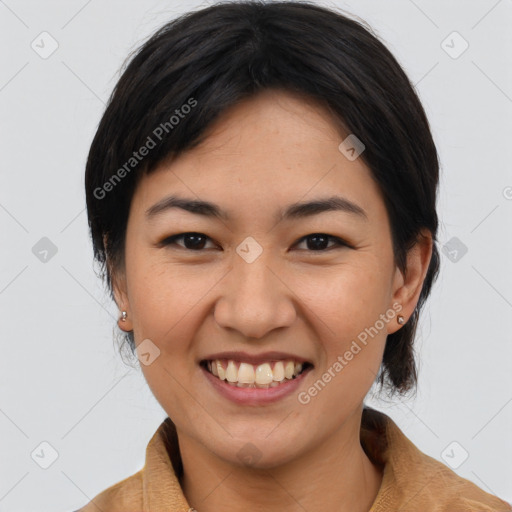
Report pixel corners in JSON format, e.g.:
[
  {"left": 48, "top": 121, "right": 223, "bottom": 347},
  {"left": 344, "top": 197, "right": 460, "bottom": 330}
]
[{"left": 112, "top": 88, "right": 433, "bottom": 512}]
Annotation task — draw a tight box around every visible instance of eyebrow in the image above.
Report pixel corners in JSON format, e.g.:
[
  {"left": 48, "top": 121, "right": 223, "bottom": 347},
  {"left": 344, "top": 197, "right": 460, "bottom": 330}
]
[{"left": 145, "top": 194, "right": 368, "bottom": 223}]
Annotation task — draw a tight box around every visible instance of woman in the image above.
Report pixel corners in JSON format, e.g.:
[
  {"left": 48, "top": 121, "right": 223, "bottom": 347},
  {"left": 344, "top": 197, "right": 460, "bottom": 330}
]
[{"left": 78, "top": 1, "right": 511, "bottom": 511}]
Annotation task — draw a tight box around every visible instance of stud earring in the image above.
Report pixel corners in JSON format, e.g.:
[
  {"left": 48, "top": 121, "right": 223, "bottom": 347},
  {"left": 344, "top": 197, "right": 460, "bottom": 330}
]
[
  {"left": 397, "top": 315, "right": 405, "bottom": 325},
  {"left": 121, "top": 311, "right": 127, "bottom": 322}
]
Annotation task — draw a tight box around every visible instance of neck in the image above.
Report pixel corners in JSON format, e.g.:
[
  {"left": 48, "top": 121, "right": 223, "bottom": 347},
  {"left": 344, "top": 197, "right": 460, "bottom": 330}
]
[{"left": 178, "top": 405, "right": 383, "bottom": 512}]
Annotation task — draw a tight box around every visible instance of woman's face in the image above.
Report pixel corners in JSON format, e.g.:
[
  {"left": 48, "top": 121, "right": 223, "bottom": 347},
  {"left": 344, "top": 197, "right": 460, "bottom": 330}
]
[{"left": 114, "top": 89, "right": 431, "bottom": 468}]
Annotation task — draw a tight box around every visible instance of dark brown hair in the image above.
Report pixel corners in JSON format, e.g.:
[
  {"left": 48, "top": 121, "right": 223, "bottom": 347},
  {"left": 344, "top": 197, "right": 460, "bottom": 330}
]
[{"left": 85, "top": 0, "right": 440, "bottom": 398}]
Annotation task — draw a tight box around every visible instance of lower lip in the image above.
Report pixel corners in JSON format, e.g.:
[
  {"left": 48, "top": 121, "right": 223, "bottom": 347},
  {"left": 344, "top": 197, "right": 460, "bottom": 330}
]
[{"left": 201, "top": 364, "right": 312, "bottom": 406}]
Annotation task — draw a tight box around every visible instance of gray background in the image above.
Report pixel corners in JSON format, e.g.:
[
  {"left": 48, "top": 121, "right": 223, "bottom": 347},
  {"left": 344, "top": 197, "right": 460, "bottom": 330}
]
[{"left": 1, "top": 0, "right": 511, "bottom": 510}]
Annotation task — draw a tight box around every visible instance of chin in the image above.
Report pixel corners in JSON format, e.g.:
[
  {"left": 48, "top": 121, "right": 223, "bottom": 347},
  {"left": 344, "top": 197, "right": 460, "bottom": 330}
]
[{"left": 208, "top": 432, "right": 304, "bottom": 470}]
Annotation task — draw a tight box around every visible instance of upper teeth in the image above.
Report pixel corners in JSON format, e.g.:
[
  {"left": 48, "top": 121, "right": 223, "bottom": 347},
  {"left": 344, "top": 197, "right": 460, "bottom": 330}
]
[{"left": 207, "top": 359, "right": 304, "bottom": 387}]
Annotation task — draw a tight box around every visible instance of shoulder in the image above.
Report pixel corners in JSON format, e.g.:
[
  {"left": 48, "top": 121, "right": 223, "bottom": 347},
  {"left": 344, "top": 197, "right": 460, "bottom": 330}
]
[
  {"left": 416, "top": 453, "right": 512, "bottom": 511},
  {"left": 75, "top": 469, "right": 144, "bottom": 512},
  {"left": 73, "top": 416, "right": 186, "bottom": 512},
  {"left": 364, "top": 408, "right": 512, "bottom": 511}
]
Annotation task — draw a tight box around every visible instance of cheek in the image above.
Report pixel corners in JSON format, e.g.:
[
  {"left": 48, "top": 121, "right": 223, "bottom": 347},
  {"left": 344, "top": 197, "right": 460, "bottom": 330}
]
[
  {"left": 125, "top": 254, "right": 220, "bottom": 384},
  {"left": 294, "top": 260, "right": 391, "bottom": 331},
  {"left": 125, "top": 247, "right": 201, "bottom": 331},
  {"left": 127, "top": 259, "right": 212, "bottom": 422},
  {"left": 293, "top": 264, "right": 390, "bottom": 384}
]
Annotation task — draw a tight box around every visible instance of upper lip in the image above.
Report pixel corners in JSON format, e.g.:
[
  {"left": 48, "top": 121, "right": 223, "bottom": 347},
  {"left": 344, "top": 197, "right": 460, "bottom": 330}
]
[{"left": 201, "top": 351, "right": 313, "bottom": 366}]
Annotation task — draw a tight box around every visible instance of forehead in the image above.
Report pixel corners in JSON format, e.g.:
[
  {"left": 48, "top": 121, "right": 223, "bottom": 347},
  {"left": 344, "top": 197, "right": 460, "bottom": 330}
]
[{"left": 131, "top": 89, "right": 385, "bottom": 225}]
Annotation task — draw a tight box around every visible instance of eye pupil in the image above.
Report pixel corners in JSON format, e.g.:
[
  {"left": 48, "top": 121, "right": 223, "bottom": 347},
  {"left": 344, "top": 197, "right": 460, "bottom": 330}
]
[
  {"left": 307, "top": 234, "right": 329, "bottom": 251},
  {"left": 184, "top": 233, "right": 206, "bottom": 250}
]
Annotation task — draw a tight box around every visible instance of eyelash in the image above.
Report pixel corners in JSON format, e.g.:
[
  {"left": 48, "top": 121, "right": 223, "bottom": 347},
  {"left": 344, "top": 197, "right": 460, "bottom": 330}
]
[{"left": 159, "top": 232, "right": 352, "bottom": 252}]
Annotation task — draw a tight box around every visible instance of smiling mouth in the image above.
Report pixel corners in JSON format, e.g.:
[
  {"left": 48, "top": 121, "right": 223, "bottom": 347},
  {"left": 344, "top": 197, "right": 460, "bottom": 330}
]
[{"left": 200, "top": 359, "right": 313, "bottom": 388}]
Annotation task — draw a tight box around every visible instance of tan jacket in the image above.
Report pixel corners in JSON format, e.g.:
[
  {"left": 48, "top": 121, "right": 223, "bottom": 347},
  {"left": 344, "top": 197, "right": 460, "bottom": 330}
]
[{"left": 77, "top": 407, "right": 511, "bottom": 511}]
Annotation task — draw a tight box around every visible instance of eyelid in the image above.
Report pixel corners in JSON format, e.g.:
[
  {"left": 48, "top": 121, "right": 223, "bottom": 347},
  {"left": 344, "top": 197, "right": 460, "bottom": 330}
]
[
  {"left": 157, "top": 232, "right": 218, "bottom": 250},
  {"left": 293, "top": 234, "right": 353, "bottom": 252}
]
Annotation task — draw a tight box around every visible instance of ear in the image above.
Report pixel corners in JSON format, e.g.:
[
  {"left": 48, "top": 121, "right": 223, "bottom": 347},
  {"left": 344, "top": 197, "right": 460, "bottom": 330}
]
[
  {"left": 104, "top": 234, "right": 133, "bottom": 332},
  {"left": 387, "top": 229, "right": 433, "bottom": 334}
]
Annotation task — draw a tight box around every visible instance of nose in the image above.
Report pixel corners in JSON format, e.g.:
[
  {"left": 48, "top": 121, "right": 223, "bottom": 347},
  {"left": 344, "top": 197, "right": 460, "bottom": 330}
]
[{"left": 213, "top": 249, "right": 296, "bottom": 340}]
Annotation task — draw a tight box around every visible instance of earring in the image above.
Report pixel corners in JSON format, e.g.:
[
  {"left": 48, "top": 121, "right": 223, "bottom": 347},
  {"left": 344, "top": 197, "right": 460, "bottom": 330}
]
[
  {"left": 397, "top": 315, "right": 405, "bottom": 325},
  {"left": 120, "top": 311, "right": 127, "bottom": 322}
]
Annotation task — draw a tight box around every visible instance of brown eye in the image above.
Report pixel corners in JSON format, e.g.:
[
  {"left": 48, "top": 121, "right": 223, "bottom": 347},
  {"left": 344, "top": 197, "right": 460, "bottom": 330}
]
[
  {"left": 158, "top": 232, "right": 350, "bottom": 252},
  {"left": 161, "top": 232, "right": 216, "bottom": 251},
  {"left": 295, "top": 233, "right": 350, "bottom": 251}
]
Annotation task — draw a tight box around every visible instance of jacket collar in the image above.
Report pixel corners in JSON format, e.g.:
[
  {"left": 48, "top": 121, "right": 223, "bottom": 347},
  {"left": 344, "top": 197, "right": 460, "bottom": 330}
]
[
  {"left": 142, "top": 416, "right": 190, "bottom": 511},
  {"left": 139, "top": 406, "right": 509, "bottom": 511},
  {"left": 140, "top": 406, "right": 392, "bottom": 510}
]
